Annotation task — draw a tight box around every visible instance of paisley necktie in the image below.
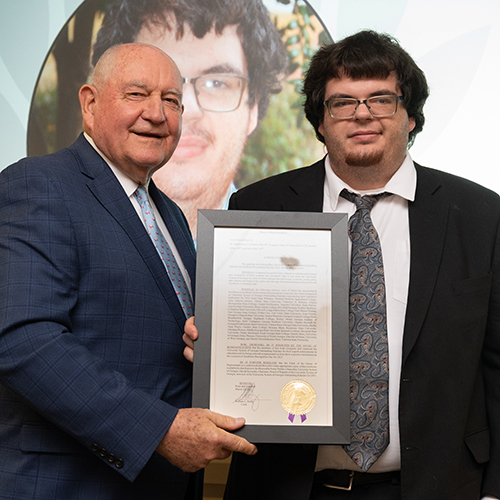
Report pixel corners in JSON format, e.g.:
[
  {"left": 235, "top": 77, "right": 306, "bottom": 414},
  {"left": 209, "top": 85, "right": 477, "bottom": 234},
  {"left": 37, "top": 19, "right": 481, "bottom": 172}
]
[{"left": 340, "top": 189, "right": 390, "bottom": 471}]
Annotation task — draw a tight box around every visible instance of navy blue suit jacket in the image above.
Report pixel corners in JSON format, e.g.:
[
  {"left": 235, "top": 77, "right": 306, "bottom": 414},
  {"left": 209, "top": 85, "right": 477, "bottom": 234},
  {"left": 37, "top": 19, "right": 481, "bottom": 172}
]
[
  {"left": 224, "top": 158, "right": 500, "bottom": 500},
  {"left": 0, "top": 135, "right": 199, "bottom": 499}
]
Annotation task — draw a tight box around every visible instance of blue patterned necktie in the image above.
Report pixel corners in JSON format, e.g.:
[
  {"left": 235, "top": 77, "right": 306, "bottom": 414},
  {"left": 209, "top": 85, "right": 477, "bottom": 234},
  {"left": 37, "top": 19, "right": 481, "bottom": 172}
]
[
  {"left": 340, "top": 188, "right": 390, "bottom": 472},
  {"left": 134, "top": 186, "right": 193, "bottom": 318}
]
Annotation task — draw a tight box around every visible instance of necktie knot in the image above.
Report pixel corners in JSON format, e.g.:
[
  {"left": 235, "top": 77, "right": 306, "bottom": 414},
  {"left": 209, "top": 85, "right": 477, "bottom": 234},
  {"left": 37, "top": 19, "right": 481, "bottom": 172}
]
[
  {"left": 135, "top": 186, "right": 145, "bottom": 195},
  {"left": 134, "top": 185, "right": 148, "bottom": 205},
  {"left": 340, "top": 188, "right": 390, "bottom": 212}
]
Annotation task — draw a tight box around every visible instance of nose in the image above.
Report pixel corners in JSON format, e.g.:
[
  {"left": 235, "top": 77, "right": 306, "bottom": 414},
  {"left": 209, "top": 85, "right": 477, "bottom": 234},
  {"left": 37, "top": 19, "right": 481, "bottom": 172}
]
[
  {"left": 142, "top": 95, "right": 165, "bottom": 123},
  {"left": 181, "top": 80, "right": 204, "bottom": 121},
  {"left": 354, "top": 100, "right": 373, "bottom": 120}
]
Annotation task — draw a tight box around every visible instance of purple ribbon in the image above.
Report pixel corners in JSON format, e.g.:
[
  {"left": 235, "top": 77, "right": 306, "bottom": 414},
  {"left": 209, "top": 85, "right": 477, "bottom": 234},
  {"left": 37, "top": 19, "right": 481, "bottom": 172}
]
[{"left": 288, "top": 414, "right": 307, "bottom": 423}]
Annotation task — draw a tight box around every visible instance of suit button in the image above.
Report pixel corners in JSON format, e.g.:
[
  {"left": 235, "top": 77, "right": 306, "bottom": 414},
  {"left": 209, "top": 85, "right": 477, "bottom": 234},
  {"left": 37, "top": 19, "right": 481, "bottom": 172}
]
[
  {"left": 107, "top": 453, "right": 116, "bottom": 464},
  {"left": 115, "top": 458, "right": 124, "bottom": 469},
  {"left": 91, "top": 443, "right": 99, "bottom": 453}
]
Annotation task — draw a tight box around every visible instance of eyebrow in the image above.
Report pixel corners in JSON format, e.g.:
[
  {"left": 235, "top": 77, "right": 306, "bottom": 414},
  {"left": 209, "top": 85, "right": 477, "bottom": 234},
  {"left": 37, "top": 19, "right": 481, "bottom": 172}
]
[
  {"left": 164, "top": 88, "right": 183, "bottom": 98},
  {"left": 199, "top": 64, "right": 246, "bottom": 77},
  {"left": 126, "top": 81, "right": 182, "bottom": 97},
  {"left": 327, "top": 89, "right": 399, "bottom": 100},
  {"left": 127, "top": 81, "right": 148, "bottom": 90}
]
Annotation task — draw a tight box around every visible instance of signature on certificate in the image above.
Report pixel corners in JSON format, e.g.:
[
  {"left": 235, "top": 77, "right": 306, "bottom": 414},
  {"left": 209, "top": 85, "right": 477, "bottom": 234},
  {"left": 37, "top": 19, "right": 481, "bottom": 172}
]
[{"left": 234, "top": 382, "right": 260, "bottom": 411}]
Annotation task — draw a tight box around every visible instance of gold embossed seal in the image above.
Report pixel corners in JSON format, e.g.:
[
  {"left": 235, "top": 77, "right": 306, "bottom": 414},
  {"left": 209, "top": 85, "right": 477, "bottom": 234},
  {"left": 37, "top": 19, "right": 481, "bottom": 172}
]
[{"left": 280, "top": 379, "right": 316, "bottom": 423}]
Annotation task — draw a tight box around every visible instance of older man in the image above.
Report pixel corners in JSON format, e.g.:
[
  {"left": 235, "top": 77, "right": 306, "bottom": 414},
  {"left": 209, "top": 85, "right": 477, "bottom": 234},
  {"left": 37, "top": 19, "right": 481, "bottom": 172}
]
[{"left": 0, "top": 43, "right": 255, "bottom": 500}]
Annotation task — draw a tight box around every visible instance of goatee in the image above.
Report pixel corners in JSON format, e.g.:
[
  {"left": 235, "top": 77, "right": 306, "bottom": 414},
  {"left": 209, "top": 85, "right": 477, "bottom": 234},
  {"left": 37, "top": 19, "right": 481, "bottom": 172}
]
[{"left": 345, "top": 150, "right": 384, "bottom": 167}]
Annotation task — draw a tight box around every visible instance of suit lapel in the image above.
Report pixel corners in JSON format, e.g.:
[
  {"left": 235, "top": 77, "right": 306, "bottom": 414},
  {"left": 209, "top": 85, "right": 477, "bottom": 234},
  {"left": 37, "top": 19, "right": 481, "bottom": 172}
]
[
  {"left": 71, "top": 135, "right": 189, "bottom": 329},
  {"left": 402, "top": 164, "right": 450, "bottom": 363},
  {"left": 282, "top": 158, "right": 326, "bottom": 212}
]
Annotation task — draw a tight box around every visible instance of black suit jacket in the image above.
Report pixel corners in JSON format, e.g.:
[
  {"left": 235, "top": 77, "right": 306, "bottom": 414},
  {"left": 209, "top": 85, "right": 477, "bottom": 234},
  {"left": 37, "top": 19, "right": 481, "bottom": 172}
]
[{"left": 224, "top": 158, "right": 500, "bottom": 499}]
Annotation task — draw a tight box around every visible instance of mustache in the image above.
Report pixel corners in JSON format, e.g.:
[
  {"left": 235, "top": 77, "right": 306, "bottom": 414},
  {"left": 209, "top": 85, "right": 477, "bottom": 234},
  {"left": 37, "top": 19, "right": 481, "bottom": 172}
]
[{"left": 179, "top": 124, "right": 214, "bottom": 145}]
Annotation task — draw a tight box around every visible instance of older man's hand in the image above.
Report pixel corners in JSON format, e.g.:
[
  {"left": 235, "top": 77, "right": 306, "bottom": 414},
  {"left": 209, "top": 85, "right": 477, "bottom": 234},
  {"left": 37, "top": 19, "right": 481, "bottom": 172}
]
[
  {"left": 156, "top": 408, "right": 257, "bottom": 472},
  {"left": 183, "top": 316, "right": 198, "bottom": 363}
]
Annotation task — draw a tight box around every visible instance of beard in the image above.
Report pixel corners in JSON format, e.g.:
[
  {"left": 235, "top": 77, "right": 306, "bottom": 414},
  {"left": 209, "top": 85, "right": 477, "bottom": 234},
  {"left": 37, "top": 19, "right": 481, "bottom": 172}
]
[
  {"left": 153, "top": 122, "right": 240, "bottom": 203},
  {"left": 157, "top": 156, "right": 238, "bottom": 202},
  {"left": 345, "top": 149, "right": 384, "bottom": 167}
]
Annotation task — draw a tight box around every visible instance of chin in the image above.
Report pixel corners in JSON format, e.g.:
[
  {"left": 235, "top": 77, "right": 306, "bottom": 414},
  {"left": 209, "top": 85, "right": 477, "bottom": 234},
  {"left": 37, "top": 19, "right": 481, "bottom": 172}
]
[
  {"left": 345, "top": 150, "right": 384, "bottom": 167},
  {"left": 134, "top": 155, "right": 168, "bottom": 169},
  {"left": 154, "top": 172, "right": 205, "bottom": 199},
  {"left": 159, "top": 157, "right": 206, "bottom": 176}
]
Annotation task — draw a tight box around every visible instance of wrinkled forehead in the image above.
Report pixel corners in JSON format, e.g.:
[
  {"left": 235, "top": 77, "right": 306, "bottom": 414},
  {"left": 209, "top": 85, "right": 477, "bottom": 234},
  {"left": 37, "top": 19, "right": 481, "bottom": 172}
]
[{"left": 109, "top": 44, "right": 182, "bottom": 87}]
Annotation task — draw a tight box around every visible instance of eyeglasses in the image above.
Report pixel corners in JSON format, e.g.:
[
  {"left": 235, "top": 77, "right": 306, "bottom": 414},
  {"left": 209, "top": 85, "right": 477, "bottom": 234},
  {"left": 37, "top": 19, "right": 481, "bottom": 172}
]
[
  {"left": 182, "top": 73, "right": 249, "bottom": 112},
  {"left": 324, "top": 95, "right": 403, "bottom": 119}
]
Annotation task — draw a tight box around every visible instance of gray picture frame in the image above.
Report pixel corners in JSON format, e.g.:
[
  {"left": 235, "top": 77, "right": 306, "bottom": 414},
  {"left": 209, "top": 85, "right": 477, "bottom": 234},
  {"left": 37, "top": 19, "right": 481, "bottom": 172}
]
[{"left": 193, "top": 209, "right": 350, "bottom": 444}]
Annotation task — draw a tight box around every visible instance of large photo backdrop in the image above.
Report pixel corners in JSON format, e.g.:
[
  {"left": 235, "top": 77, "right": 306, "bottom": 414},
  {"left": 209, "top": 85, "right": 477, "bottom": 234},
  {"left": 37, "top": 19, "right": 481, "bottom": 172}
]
[
  {"left": 25, "top": 0, "right": 331, "bottom": 236},
  {"left": 1, "top": 0, "right": 499, "bottom": 215}
]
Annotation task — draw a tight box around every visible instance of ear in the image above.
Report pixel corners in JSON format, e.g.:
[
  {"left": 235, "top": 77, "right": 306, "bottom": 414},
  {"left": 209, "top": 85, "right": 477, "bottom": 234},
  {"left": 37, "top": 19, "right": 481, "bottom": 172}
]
[
  {"left": 318, "top": 120, "right": 324, "bottom": 138},
  {"left": 246, "top": 101, "right": 259, "bottom": 136},
  {"left": 408, "top": 116, "right": 416, "bottom": 133},
  {"left": 79, "top": 84, "right": 97, "bottom": 134}
]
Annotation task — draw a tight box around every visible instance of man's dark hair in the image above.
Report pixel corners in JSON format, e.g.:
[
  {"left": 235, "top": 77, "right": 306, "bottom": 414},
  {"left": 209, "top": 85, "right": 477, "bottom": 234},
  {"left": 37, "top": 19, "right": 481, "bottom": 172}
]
[
  {"left": 92, "top": 0, "right": 288, "bottom": 120},
  {"left": 303, "top": 30, "right": 429, "bottom": 147}
]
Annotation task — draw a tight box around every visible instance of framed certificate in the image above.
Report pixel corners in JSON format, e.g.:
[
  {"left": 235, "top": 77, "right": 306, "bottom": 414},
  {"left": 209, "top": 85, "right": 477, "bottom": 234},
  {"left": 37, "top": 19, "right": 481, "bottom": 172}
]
[{"left": 193, "top": 210, "right": 350, "bottom": 444}]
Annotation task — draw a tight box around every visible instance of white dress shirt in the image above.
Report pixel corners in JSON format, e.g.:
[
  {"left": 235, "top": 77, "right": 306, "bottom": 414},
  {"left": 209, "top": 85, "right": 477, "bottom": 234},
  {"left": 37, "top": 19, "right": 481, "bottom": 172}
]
[{"left": 316, "top": 152, "right": 414, "bottom": 473}]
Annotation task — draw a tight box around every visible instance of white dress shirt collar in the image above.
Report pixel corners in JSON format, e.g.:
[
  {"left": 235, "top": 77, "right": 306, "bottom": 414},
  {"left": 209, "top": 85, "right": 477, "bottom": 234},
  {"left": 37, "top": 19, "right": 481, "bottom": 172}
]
[
  {"left": 84, "top": 132, "right": 143, "bottom": 196},
  {"left": 323, "top": 152, "right": 417, "bottom": 212}
]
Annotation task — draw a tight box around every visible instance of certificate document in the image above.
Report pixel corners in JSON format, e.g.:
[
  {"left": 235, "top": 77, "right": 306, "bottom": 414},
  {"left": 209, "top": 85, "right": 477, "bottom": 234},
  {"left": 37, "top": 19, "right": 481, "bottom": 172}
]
[
  {"left": 193, "top": 210, "right": 350, "bottom": 444},
  {"left": 211, "top": 226, "right": 332, "bottom": 426}
]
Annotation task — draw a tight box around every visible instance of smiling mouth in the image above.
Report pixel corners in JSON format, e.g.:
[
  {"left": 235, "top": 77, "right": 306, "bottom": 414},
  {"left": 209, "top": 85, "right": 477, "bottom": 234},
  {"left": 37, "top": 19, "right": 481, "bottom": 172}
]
[
  {"left": 172, "top": 136, "right": 209, "bottom": 159},
  {"left": 134, "top": 131, "right": 164, "bottom": 139},
  {"left": 348, "top": 130, "right": 381, "bottom": 143},
  {"left": 350, "top": 130, "right": 379, "bottom": 137}
]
